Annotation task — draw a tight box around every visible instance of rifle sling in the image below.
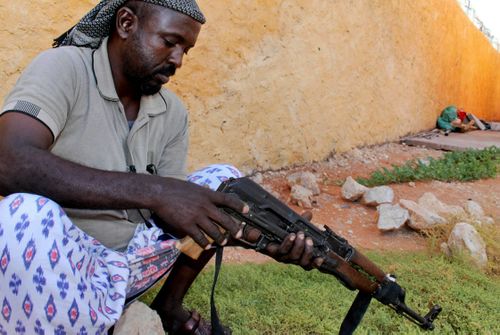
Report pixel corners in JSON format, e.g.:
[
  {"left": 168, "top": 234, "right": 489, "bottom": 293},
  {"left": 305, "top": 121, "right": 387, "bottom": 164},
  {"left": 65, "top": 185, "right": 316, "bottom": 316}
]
[
  {"left": 210, "top": 246, "right": 226, "bottom": 335},
  {"left": 339, "top": 290, "right": 372, "bottom": 335}
]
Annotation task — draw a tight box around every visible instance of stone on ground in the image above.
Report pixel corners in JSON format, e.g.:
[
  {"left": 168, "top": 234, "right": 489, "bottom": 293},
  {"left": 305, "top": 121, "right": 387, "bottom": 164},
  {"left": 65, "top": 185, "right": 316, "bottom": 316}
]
[
  {"left": 464, "top": 200, "right": 485, "bottom": 219},
  {"left": 362, "top": 186, "right": 394, "bottom": 206},
  {"left": 376, "top": 204, "right": 410, "bottom": 231},
  {"left": 481, "top": 216, "right": 495, "bottom": 225},
  {"left": 114, "top": 301, "right": 164, "bottom": 335},
  {"left": 400, "top": 199, "right": 446, "bottom": 230},
  {"left": 290, "top": 184, "right": 314, "bottom": 208},
  {"left": 417, "top": 192, "right": 465, "bottom": 216},
  {"left": 341, "top": 176, "right": 369, "bottom": 201},
  {"left": 287, "top": 171, "right": 320, "bottom": 195},
  {"left": 446, "top": 222, "right": 488, "bottom": 269},
  {"left": 462, "top": 200, "right": 494, "bottom": 225}
]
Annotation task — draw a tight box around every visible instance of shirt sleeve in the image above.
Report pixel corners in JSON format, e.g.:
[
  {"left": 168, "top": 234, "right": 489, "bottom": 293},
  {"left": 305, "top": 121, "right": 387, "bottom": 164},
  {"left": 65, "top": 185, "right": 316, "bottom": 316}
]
[{"left": 1, "top": 48, "right": 79, "bottom": 140}]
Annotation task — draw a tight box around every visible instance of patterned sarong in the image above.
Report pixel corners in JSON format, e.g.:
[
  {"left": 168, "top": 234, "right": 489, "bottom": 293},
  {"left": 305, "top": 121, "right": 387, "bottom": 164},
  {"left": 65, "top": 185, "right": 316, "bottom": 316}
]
[{"left": 0, "top": 164, "right": 242, "bottom": 334}]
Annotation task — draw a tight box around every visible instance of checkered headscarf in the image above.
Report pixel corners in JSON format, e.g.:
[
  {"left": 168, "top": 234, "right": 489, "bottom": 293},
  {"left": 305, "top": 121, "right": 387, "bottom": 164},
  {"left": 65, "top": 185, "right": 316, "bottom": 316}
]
[{"left": 53, "top": 0, "right": 205, "bottom": 48}]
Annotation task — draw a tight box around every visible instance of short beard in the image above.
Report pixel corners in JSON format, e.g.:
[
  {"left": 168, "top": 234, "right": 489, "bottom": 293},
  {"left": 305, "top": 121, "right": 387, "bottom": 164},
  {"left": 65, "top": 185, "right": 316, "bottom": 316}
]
[
  {"left": 140, "top": 81, "right": 162, "bottom": 96},
  {"left": 139, "top": 65, "right": 177, "bottom": 96}
]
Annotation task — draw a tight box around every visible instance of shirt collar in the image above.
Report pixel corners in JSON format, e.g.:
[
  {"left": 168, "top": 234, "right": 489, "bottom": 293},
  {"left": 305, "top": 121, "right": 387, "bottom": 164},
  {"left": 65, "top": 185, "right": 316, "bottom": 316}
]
[
  {"left": 92, "top": 37, "right": 168, "bottom": 116},
  {"left": 93, "top": 37, "right": 119, "bottom": 102}
]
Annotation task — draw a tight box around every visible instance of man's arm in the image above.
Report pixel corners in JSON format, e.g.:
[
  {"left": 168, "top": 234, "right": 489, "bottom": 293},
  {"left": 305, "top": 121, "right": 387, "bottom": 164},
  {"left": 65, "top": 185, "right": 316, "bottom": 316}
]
[{"left": 0, "top": 112, "right": 245, "bottom": 248}]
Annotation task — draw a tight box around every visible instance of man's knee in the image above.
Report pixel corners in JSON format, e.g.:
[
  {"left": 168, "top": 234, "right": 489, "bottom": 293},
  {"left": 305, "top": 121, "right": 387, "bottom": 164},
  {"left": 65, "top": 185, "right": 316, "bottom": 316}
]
[
  {"left": 0, "top": 193, "right": 61, "bottom": 218},
  {"left": 0, "top": 193, "right": 65, "bottom": 237}
]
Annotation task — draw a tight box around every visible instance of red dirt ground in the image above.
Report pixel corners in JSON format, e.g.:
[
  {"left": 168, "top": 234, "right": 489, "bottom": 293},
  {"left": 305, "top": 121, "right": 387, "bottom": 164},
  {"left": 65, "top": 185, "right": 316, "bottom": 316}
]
[{"left": 221, "top": 143, "right": 499, "bottom": 264}]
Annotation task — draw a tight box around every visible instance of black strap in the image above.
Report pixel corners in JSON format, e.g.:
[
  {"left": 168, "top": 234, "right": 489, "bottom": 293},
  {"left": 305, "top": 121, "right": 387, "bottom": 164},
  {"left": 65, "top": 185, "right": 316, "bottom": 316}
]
[
  {"left": 339, "top": 291, "right": 372, "bottom": 335},
  {"left": 210, "top": 246, "right": 225, "bottom": 335}
]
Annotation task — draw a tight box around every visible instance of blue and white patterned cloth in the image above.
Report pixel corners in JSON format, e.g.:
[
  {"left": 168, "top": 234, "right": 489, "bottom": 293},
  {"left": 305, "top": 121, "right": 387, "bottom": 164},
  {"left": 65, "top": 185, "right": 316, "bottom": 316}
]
[
  {"left": 0, "top": 164, "right": 242, "bottom": 334},
  {"left": 187, "top": 164, "right": 244, "bottom": 190}
]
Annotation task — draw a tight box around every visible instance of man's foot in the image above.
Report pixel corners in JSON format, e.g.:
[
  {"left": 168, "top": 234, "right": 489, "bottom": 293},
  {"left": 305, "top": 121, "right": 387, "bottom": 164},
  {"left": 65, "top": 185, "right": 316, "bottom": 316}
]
[{"left": 153, "top": 306, "right": 231, "bottom": 335}]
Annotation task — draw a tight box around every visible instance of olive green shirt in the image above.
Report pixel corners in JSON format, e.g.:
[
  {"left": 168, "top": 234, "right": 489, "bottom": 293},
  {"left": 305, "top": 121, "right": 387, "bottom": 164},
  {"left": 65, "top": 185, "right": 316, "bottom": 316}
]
[{"left": 1, "top": 38, "right": 189, "bottom": 250}]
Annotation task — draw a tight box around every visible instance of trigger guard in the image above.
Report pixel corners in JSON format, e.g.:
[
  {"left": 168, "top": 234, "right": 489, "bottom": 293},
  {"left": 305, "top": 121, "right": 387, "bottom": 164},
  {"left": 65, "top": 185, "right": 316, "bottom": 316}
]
[{"left": 255, "top": 235, "right": 270, "bottom": 251}]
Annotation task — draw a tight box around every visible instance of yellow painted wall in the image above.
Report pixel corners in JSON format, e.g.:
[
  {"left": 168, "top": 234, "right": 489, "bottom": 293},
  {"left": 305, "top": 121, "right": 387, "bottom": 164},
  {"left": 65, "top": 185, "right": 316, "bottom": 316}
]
[{"left": 1, "top": 0, "right": 499, "bottom": 173}]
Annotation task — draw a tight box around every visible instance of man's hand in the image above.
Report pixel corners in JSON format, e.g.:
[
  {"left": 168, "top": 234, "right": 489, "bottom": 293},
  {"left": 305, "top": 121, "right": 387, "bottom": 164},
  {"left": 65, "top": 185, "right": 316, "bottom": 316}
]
[
  {"left": 237, "top": 210, "right": 324, "bottom": 270},
  {"left": 152, "top": 178, "right": 247, "bottom": 249}
]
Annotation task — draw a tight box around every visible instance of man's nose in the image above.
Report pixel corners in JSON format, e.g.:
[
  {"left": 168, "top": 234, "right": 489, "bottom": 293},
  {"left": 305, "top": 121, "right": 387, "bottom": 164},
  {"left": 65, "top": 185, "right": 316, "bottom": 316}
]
[{"left": 169, "top": 47, "right": 184, "bottom": 69}]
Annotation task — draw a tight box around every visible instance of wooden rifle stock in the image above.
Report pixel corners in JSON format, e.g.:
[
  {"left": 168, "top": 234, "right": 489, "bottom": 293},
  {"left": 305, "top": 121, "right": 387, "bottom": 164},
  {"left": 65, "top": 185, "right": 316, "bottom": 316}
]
[{"left": 175, "top": 235, "right": 210, "bottom": 260}]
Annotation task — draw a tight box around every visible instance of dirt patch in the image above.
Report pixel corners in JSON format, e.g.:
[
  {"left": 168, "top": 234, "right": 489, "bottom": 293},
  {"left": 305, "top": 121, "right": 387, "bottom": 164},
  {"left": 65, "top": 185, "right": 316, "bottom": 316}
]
[{"left": 222, "top": 143, "right": 499, "bottom": 264}]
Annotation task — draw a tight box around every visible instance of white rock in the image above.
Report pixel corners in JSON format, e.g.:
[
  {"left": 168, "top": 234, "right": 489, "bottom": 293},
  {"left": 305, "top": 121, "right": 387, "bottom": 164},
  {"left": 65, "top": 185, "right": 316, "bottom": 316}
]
[
  {"left": 290, "top": 184, "right": 314, "bottom": 208},
  {"left": 114, "top": 301, "right": 164, "bottom": 335},
  {"left": 376, "top": 204, "right": 410, "bottom": 231},
  {"left": 400, "top": 199, "right": 446, "bottom": 230},
  {"left": 417, "top": 192, "right": 465, "bottom": 217},
  {"left": 465, "top": 200, "right": 485, "bottom": 219},
  {"left": 482, "top": 217, "right": 495, "bottom": 225},
  {"left": 447, "top": 223, "right": 488, "bottom": 269},
  {"left": 341, "top": 176, "right": 369, "bottom": 201},
  {"left": 287, "top": 171, "right": 321, "bottom": 195},
  {"left": 418, "top": 157, "right": 431, "bottom": 166},
  {"left": 362, "top": 186, "right": 394, "bottom": 206}
]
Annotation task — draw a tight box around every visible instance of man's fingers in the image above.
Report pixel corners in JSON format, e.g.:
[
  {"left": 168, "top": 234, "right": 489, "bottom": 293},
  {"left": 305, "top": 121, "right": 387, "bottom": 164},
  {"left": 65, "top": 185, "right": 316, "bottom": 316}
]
[
  {"left": 313, "top": 257, "right": 325, "bottom": 268},
  {"left": 265, "top": 243, "right": 279, "bottom": 255},
  {"left": 189, "top": 229, "right": 211, "bottom": 249},
  {"left": 208, "top": 192, "right": 247, "bottom": 238},
  {"left": 242, "top": 225, "right": 261, "bottom": 243},
  {"left": 198, "top": 217, "right": 227, "bottom": 246},
  {"left": 277, "top": 233, "right": 296, "bottom": 255},
  {"left": 209, "top": 208, "right": 242, "bottom": 238},
  {"left": 287, "top": 232, "right": 305, "bottom": 259},
  {"left": 214, "top": 192, "right": 247, "bottom": 214},
  {"left": 299, "top": 237, "right": 314, "bottom": 268}
]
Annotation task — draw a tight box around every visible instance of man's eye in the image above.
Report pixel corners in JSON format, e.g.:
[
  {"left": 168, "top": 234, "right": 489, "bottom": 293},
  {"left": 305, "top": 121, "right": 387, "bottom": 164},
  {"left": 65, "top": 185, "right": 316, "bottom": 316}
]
[{"left": 164, "top": 39, "right": 175, "bottom": 47}]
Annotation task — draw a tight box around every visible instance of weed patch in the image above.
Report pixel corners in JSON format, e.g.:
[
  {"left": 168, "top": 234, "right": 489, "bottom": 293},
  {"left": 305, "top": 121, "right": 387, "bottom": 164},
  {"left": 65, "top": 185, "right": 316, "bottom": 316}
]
[{"left": 356, "top": 147, "right": 499, "bottom": 187}]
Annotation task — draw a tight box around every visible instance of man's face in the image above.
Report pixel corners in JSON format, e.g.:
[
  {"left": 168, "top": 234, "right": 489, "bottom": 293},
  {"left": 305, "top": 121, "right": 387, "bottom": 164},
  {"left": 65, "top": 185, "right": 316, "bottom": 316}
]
[{"left": 122, "top": 6, "right": 202, "bottom": 95}]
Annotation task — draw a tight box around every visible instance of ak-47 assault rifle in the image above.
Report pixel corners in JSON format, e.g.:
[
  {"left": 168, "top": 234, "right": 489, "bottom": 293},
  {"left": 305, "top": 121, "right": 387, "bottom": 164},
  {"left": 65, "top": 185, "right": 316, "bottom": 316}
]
[{"left": 177, "top": 177, "right": 441, "bottom": 334}]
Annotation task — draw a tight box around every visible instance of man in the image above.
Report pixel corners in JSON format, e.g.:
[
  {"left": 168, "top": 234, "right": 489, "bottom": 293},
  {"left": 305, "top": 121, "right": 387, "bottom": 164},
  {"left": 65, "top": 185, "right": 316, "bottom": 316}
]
[
  {"left": 0, "top": 1, "right": 319, "bottom": 334},
  {"left": 436, "top": 105, "right": 479, "bottom": 134}
]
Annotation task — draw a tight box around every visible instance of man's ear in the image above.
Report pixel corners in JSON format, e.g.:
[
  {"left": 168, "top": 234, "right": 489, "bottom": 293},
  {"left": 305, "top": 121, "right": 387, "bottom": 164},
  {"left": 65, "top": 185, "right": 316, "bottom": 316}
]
[{"left": 115, "top": 7, "right": 138, "bottom": 39}]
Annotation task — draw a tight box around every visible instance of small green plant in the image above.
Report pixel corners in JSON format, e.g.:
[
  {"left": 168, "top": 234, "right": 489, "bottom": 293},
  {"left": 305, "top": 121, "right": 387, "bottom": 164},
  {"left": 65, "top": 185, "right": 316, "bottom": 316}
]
[{"left": 357, "top": 146, "right": 499, "bottom": 187}]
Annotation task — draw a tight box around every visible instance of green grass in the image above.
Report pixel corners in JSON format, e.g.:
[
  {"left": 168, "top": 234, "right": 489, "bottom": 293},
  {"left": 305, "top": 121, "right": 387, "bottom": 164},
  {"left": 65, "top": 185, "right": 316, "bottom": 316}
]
[
  {"left": 356, "top": 147, "right": 499, "bottom": 187},
  {"left": 141, "top": 252, "right": 500, "bottom": 334}
]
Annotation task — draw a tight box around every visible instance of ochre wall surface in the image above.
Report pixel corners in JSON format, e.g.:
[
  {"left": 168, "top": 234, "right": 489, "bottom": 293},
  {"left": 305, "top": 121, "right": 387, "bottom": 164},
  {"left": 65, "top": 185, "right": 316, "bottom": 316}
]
[{"left": 1, "top": 0, "right": 499, "bottom": 173}]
